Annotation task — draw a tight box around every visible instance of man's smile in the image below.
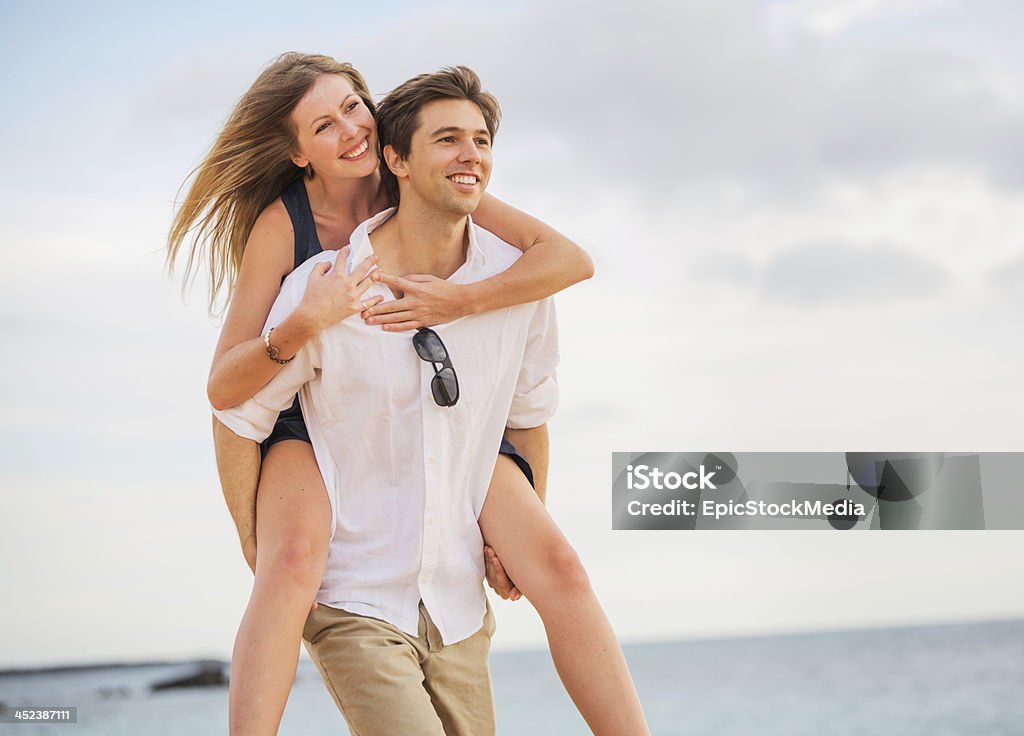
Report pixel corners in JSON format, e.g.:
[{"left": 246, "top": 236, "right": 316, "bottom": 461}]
[{"left": 447, "top": 172, "right": 480, "bottom": 190}]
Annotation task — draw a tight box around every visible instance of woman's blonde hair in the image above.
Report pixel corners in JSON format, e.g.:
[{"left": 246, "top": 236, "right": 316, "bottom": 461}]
[{"left": 166, "top": 52, "right": 375, "bottom": 313}]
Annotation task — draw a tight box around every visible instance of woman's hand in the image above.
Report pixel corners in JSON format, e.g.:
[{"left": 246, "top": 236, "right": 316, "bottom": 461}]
[
  {"left": 295, "top": 247, "right": 383, "bottom": 333},
  {"left": 361, "top": 272, "right": 472, "bottom": 331}
]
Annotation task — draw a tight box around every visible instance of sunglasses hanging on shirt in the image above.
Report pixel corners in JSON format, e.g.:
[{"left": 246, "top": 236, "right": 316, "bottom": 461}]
[{"left": 413, "top": 327, "right": 460, "bottom": 407}]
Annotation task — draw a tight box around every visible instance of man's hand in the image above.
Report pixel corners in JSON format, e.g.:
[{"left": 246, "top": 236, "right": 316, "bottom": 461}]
[
  {"left": 362, "top": 273, "right": 471, "bottom": 331},
  {"left": 213, "top": 416, "right": 262, "bottom": 570},
  {"left": 484, "top": 545, "right": 521, "bottom": 601},
  {"left": 241, "top": 533, "right": 257, "bottom": 574}
]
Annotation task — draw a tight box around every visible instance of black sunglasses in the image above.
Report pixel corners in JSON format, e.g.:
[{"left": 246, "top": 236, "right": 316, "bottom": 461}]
[{"left": 413, "top": 327, "right": 459, "bottom": 407}]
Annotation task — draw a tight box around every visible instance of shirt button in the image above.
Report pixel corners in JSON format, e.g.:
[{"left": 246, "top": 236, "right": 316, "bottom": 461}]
[
  {"left": 427, "top": 516, "right": 435, "bottom": 525},
  {"left": 427, "top": 456, "right": 437, "bottom": 465},
  {"left": 421, "top": 575, "right": 429, "bottom": 584}
]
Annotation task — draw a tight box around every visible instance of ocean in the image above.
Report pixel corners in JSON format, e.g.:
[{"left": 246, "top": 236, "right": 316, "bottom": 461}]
[{"left": 1, "top": 619, "right": 1021, "bottom": 735}]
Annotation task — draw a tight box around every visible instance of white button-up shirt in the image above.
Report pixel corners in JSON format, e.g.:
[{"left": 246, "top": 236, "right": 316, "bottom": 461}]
[{"left": 214, "top": 208, "right": 559, "bottom": 644}]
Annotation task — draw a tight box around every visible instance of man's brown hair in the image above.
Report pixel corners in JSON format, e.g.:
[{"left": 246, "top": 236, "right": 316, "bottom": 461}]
[{"left": 375, "top": 66, "right": 501, "bottom": 204}]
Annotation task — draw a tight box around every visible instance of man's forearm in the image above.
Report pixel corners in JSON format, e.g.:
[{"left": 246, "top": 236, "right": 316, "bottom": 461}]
[
  {"left": 212, "top": 416, "right": 261, "bottom": 572},
  {"left": 505, "top": 424, "right": 549, "bottom": 503}
]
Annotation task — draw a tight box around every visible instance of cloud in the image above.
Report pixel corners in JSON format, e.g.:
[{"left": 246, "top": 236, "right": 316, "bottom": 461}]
[
  {"left": 80, "top": 0, "right": 1024, "bottom": 217},
  {"left": 757, "top": 241, "right": 949, "bottom": 303},
  {"left": 768, "top": 0, "right": 950, "bottom": 37},
  {"left": 135, "top": 54, "right": 266, "bottom": 126},
  {"left": 693, "top": 234, "right": 951, "bottom": 305},
  {"left": 331, "top": 0, "right": 1024, "bottom": 199},
  {"left": 988, "top": 254, "right": 1024, "bottom": 293}
]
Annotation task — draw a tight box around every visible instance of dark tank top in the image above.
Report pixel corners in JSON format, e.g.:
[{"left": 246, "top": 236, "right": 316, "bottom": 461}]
[
  {"left": 281, "top": 176, "right": 324, "bottom": 268},
  {"left": 260, "top": 177, "right": 323, "bottom": 453}
]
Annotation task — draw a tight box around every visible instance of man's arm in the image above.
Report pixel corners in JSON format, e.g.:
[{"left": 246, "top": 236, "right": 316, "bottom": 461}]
[
  {"left": 487, "top": 298, "right": 559, "bottom": 599},
  {"left": 504, "top": 424, "right": 549, "bottom": 503},
  {"left": 213, "top": 416, "right": 260, "bottom": 572},
  {"left": 504, "top": 298, "right": 558, "bottom": 503}
]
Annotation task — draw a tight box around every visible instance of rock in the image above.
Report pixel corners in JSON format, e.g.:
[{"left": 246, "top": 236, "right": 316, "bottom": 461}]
[{"left": 150, "top": 661, "right": 228, "bottom": 691}]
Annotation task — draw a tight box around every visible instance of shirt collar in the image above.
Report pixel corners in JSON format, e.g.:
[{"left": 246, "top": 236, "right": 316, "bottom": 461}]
[
  {"left": 345, "top": 208, "right": 487, "bottom": 281},
  {"left": 454, "top": 214, "right": 487, "bottom": 282},
  {"left": 345, "top": 207, "right": 396, "bottom": 271}
]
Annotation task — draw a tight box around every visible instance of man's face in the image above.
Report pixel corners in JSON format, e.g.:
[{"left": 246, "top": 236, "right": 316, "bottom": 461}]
[{"left": 395, "top": 98, "right": 493, "bottom": 217}]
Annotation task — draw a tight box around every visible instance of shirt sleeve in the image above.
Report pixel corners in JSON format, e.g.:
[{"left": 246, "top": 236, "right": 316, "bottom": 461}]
[
  {"left": 212, "top": 257, "right": 326, "bottom": 442},
  {"left": 507, "top": 299, "right": 560, "bottom": 429}
]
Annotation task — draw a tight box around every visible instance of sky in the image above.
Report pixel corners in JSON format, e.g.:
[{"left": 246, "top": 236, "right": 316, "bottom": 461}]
[{"left": 1, "top": 0, "right": 1023, "bottom": 669}]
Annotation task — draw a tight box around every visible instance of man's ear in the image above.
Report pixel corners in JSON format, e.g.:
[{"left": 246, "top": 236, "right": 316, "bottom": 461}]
[{"left": 383, "top": 145, "right": 409, "bottom": 180}]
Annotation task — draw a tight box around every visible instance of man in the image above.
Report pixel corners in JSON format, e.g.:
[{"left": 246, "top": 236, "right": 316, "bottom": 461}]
[{"left": 215, "top": 66, "right": 558, "bottom": 735}]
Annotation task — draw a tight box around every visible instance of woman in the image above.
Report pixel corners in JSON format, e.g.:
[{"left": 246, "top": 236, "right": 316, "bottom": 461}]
[{"left": 168, "top": 53, "right": 648, "bottom": 736}]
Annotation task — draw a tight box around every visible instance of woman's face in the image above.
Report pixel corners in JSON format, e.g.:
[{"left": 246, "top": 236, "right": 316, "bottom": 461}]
[{"left": 290, "top": 74, "right": 378, "bottom": 180}]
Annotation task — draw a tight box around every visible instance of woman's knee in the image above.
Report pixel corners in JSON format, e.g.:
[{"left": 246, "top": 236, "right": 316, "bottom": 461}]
[
  {"left": 537, "top": 540, "right": 591, "bottom": 598},
  {"left": 257, "top": 536, "right": 327, "bottom": 589}
]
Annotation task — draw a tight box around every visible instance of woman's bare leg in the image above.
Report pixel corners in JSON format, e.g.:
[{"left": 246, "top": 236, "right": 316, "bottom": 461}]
[
  {"left": 478, "top": 456, "right": 650, "bottom": 736},
  {"left": 228, "top": 440, "right": 332, "bottom": 736}
]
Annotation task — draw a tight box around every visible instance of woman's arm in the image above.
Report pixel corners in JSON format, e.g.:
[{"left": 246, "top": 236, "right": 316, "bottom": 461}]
[
  {"left": 471, "top": 193, "right": 595, "bottom": 307},
  {"left": 363, "top": 193, "right": 593, "bottom": 331},
  {"left": 207, "top": 202, "right": 379, "bottom": 410},
  {"left": 207, "top": 202, "right": 306, "bottom": 410}
]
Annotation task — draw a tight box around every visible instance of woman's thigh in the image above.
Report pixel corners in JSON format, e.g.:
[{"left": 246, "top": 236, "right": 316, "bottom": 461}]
[
  {"left": 477, "top": 455, "right": 583, "bottom": 598},
  {"left": 255, "top": 439, "right": 332, "bottom": 567}
]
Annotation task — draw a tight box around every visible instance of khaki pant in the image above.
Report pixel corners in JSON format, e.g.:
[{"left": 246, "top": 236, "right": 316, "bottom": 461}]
[{"left": 302, "top": 602, "right": 496, "bottom": 736}]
